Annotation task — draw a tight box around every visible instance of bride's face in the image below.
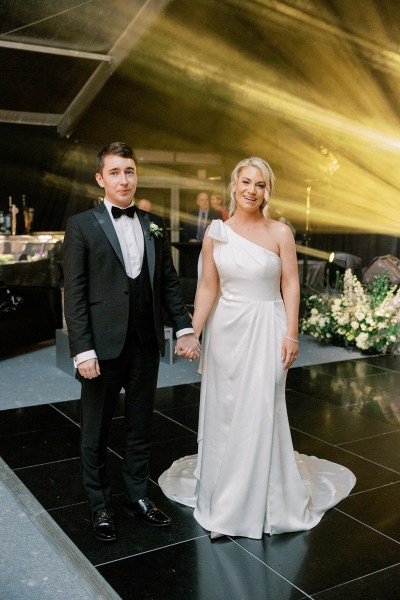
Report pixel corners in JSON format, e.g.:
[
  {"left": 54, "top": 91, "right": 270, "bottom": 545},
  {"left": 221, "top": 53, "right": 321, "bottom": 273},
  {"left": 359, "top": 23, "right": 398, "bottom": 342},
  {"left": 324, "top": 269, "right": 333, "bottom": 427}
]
[{"left": 235, "top": 166, "right": 266, "bottom": 213}]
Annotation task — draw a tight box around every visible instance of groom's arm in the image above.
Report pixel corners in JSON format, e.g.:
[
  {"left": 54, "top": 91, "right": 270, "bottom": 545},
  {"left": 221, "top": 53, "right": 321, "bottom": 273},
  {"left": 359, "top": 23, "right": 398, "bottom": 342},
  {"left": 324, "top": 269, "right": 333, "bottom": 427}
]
[
  {"left": 63, "top": 216, "right": 95, "bottom": 358},
  {"left": 158, "top": 218, "right": 193, "bottom": 332}
]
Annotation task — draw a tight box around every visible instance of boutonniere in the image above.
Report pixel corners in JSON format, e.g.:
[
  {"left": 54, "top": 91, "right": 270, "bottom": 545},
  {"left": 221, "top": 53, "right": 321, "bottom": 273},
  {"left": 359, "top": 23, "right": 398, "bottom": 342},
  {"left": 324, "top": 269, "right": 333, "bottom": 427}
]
[{"left": 149, "top": 222, "right": 163, "bottom": 238}]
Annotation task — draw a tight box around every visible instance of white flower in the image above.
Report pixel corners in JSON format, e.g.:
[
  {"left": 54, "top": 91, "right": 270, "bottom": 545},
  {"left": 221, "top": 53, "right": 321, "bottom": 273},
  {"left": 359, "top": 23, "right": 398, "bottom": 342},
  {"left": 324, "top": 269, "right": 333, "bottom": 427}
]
[
  {"left": 337, "top": 314, "right": 349, "bottom": 325},
  {"left": 149, "top": 222, "right": 163, "bottom": 238},
  {"left": 301, "top": 269, "right": 399, "bottom": 354},
  {"left": 355, "top": 332, "right": 370, "bottom": 349}
]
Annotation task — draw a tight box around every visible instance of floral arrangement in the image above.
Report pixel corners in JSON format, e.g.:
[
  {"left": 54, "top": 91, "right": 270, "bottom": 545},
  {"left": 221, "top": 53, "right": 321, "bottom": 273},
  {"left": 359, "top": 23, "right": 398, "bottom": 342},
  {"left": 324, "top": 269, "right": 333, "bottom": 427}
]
[
  {"left": 0, "top": 254, "right": 14, "bottom": 263},
  {"left": 301, "top": 269, "right": 400, "bottom": 354},
  {"left": 149, "top": 222, "right": 163, "bottom": 238}
]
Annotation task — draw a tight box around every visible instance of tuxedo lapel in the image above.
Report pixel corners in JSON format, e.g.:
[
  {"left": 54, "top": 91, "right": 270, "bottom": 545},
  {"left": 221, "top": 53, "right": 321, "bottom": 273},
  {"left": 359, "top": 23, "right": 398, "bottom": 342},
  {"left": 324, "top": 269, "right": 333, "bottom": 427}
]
[
  {"left": 138, "top": 210, "right": 155, "bottom": 291},
  {"left": 93, "top": 203, "right": 155, "bottom": 288},
  {"left": 93, "top": 203, "right": 125, "bottom": 268}
]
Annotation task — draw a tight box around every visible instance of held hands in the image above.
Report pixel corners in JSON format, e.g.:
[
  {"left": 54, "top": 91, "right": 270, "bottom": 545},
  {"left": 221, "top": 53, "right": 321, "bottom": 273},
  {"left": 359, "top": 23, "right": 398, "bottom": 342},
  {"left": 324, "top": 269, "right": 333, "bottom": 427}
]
[
  {"left": 175, "top": 333, "right": 201, "bottom": 362},
  {"left": 281, "top": 336, "right": 299, "bottom": 370}
]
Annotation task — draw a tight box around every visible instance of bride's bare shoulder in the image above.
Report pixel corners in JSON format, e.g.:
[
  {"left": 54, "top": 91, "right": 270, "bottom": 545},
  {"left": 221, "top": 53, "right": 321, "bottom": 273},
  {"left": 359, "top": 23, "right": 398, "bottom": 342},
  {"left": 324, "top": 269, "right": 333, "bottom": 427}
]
[{"left": 266, "top": 218, "right": 292, "bottom": 236}]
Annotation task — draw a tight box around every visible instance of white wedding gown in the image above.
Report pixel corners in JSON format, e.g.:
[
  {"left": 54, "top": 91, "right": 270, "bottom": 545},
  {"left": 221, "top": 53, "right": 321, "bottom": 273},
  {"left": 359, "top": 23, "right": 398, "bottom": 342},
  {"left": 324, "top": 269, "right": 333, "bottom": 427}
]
[{"left": 159, "top": 220, "right": 356, "bottom": 538}]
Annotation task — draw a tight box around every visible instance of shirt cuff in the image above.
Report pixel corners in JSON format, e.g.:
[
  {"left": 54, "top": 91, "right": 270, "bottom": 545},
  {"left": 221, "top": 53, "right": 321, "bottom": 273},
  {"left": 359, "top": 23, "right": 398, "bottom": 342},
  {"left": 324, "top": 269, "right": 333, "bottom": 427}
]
[
  {"left": 176, "top": 328, "right": 194, "bottom": 338},
  {"left": 74, "top": 350, "right": 97, "bottom": 367}
]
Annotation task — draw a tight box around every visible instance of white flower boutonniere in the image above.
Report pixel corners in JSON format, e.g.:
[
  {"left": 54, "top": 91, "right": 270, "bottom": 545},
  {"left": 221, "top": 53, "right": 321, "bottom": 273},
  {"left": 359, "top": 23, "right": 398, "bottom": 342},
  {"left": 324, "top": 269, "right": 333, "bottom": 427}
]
[{"left": 149, "top": 222, "right": 163, "bottom": 238}]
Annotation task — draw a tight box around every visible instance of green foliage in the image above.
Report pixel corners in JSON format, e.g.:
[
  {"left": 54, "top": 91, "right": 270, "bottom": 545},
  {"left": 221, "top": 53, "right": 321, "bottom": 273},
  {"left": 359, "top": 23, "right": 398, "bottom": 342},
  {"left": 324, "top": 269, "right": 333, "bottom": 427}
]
[
  {"left": 367, "top": 273, "right": 391, "bottom": 307},
  {"left": 301, "top": 270, "right": 400, "bottom": 354}
]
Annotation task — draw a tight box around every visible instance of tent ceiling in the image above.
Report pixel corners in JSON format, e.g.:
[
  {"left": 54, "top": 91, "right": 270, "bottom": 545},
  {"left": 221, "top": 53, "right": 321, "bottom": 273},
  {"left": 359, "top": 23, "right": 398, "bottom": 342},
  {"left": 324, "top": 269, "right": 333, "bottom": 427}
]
[
  {"left": 1, "top": 1, "right": 400, "bottom": 147},
  {"left": 0, "top": 0, "right": 170, "bottom": 135},
  {"left": 1, "top": 1, "right": 400, "bottom": 235}
]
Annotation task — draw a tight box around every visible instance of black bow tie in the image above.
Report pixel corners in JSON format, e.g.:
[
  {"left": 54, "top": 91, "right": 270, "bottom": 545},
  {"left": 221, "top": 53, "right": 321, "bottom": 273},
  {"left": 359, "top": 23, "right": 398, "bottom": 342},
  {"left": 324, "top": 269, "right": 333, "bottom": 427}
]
[{"left": 111, "top": 205, "right": 136, "bottom": 219}]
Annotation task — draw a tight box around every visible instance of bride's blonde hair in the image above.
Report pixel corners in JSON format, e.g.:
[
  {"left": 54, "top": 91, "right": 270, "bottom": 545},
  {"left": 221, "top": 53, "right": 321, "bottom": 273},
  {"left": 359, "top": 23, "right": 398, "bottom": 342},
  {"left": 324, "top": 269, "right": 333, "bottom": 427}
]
[{"left": 229, "top": 157, "right": 275, "bottom": 218}]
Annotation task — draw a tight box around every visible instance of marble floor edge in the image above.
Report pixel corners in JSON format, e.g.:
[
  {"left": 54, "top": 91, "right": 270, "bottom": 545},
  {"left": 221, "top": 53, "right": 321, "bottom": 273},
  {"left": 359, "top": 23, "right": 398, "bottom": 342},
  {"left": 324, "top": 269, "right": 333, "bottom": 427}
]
[{"left": 0, "top": 457, "right": 121, "bottom": 600}]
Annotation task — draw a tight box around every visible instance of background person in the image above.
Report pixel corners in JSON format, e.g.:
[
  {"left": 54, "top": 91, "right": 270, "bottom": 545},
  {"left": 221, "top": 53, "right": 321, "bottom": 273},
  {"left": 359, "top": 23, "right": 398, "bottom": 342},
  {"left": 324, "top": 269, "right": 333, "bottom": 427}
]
[
  {"left": 137, "top": 198, "right": 152, "bottom": 211},
  {"left": 181, "top": 191, "right": 220, "bottom": 242},
  {"left": 210, "top": 192, "right": 228, "bottom": 221}
]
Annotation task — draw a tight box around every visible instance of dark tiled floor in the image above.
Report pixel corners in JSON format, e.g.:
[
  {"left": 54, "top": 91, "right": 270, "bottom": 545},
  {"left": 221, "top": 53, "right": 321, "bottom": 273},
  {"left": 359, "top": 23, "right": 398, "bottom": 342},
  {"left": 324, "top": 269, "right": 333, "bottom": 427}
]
[{"left": 1, "top": 356, "right": 399, "bottom": 599}]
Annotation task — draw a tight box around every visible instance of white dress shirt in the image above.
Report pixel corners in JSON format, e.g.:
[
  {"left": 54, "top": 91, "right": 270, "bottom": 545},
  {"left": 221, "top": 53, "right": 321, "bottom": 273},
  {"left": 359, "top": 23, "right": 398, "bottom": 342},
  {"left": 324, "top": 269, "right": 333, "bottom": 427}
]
[{"left": 104, "top": 198, "right": 144, "bottom": 278}]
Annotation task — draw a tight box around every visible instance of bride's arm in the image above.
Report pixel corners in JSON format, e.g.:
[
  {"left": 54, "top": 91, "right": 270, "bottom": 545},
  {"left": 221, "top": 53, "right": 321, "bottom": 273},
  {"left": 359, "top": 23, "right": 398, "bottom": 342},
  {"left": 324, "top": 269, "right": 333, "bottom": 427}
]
[
  {"left": 192, "top": 233, "right": 220, "bottom": 339},
  {"left": 279, "top": 224, "right": 300, "bottom": 369}
]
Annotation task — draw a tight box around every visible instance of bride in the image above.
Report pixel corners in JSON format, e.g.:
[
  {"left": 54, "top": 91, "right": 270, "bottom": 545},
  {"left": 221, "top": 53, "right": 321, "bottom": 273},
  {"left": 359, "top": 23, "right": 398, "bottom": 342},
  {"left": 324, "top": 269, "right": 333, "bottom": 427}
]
[{"left": 159, "top": 157, "right": 356, "bottom": 539}]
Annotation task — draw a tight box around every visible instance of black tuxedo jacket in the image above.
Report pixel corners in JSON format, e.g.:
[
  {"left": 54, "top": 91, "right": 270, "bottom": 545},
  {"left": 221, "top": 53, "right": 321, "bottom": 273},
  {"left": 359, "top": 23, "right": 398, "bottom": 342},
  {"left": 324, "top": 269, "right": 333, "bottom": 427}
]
[{"left": 63, "top": 203, "right": 191, "bottom": 360}]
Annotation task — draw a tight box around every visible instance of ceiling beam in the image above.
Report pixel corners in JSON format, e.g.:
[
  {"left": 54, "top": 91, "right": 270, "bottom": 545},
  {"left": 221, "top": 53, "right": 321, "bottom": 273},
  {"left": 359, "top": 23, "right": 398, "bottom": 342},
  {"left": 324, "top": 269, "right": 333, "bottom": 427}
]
[
  {"left": 57, "top": 0, "right": 171, "bottom": 138},
  {"left": 0, "top": 40, "right": 111, "bottom": 62},
  {"left": 0, "top": 109, "right": 61, "bottom": 126}
]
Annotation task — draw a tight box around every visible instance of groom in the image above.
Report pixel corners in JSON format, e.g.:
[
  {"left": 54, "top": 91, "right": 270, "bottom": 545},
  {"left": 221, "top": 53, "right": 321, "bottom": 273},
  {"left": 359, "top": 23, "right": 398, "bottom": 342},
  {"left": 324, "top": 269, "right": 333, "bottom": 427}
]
[{"left": 63, "top": 142, "right": 200, "bottom": 542}]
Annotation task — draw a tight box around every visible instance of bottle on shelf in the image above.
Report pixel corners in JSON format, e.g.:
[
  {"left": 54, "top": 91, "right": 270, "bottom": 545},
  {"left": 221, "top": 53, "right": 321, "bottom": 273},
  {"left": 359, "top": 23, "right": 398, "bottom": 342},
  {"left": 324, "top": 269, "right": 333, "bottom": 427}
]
[
  {"left": 22, "top": 194, "right": 34, "bottom": 234},
  {"left": 4, "top": 196, "right": 12, "bottom": 234},
  {"left": 9, "top": 196, "right": 19, "bottom": 236}
]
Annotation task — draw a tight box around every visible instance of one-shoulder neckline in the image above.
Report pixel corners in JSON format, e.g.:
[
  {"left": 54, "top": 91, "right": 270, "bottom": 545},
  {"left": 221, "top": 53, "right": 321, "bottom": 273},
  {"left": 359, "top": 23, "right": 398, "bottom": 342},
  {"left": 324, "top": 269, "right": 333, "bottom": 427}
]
[{"left": 225, "top": 223, "right": 281, "bottom": 260}]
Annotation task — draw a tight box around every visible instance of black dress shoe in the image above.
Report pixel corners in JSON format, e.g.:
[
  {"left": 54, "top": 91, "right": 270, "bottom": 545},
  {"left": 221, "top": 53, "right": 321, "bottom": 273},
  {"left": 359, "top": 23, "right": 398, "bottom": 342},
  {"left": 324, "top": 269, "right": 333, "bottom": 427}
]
[
  {"left": 91, "top": 507, "right": 116, "bottom": 542},
  {"left": 125, "top": 497, "right": 171, "bottom": 526}
]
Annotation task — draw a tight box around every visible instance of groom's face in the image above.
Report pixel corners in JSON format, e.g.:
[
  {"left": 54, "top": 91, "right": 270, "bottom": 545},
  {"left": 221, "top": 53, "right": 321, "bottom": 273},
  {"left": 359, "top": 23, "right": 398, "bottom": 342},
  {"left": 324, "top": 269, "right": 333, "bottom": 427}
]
[{"left": 95, "top": 154, "right": 137, "bottom": 208}]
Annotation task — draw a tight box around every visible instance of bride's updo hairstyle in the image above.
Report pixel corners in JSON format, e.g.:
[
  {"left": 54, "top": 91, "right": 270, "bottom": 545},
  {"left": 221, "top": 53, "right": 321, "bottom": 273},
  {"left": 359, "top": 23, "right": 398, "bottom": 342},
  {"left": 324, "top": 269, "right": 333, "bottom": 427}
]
[{"left": 228, "top": 156, "right": 275, "bottom": 218}]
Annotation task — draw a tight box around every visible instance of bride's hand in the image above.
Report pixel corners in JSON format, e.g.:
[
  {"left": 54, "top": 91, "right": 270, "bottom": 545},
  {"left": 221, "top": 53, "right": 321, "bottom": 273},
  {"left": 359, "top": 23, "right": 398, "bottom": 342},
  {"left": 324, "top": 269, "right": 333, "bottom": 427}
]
[
  {"left": 176, "top": 346, "right": 201, "bottom": 362},
  {"left": 175, "top": 334, "right": 201, "bottom": 362},
  {"left": 281, "top": 337, "right": 299, "bottom": 370}
]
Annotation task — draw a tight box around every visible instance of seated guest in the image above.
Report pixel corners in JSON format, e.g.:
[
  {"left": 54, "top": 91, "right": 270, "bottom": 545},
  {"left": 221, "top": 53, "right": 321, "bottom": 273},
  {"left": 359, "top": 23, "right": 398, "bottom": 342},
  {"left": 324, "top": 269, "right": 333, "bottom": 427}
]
[
  {"left": 210, "top": 192, "right": 229, "bottom": 221},
  {"left": 181, "top": 192, "right": 220, "bottom": 242}
]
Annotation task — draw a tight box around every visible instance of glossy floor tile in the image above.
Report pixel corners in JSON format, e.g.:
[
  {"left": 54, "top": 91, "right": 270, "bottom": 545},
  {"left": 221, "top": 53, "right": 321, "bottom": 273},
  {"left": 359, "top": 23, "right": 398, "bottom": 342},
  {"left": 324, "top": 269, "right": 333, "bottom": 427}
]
[
  {"left": 150, "top": 436, "right": 198, "bottom": 481},
  {"left": 288, "top": 367, "right": 400, "bottom": 422},
  {"left": 339, "top": 430, "right": 400, "bottom": 473},
  {"left": 14, "top": 452, "right": 125, "bottom": 510},
  {"left": 363, "top": 355, "right": 400, "bottom": 373},
  {"left": 338, "top": 481, "right": 400, "bottom": 542},
  {"left": 236, "top": 510, "right": 400, "bottom": 596},
  {"left": 0, "top": 424, "right": 80, "bottom": 469},
  {"left": 154, "top": 383, "right": 200, "bottom": 411},
  {"left": 311, "top": 563, "right": 400, "bottom": 599},
  {"left": 286, "top": 389, "right": 398, "bottom": 444},
  {"left": 98, "top": 535, "right": 307, "bottom": 600},
  {"left": 1, "top": 354, "right": 399, "bottom": 599}
]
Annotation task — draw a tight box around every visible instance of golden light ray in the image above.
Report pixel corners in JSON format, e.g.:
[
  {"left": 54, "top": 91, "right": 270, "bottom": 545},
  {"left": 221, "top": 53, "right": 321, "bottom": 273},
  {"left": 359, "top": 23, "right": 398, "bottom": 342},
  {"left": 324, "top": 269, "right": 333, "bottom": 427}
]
[{"left": 123, "top": 4, "right": 400, "bottom": 235}]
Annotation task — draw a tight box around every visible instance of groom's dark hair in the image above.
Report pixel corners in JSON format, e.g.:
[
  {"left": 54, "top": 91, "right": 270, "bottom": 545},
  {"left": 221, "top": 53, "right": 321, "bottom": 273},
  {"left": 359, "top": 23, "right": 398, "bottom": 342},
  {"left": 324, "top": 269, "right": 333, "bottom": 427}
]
[{"left": 96, "top": 142, "right": 137, "bottom": 174}]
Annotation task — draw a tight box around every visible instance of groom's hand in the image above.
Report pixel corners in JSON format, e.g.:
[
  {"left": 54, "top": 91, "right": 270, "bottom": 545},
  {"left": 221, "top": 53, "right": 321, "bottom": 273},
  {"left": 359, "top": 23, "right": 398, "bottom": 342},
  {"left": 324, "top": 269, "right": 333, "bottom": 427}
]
[
  {"left": 77, "top": 358, "right": 101, "bottom": 379},
  {"left": 175, "top": 334, "right": 201, "bottom": 362}
]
